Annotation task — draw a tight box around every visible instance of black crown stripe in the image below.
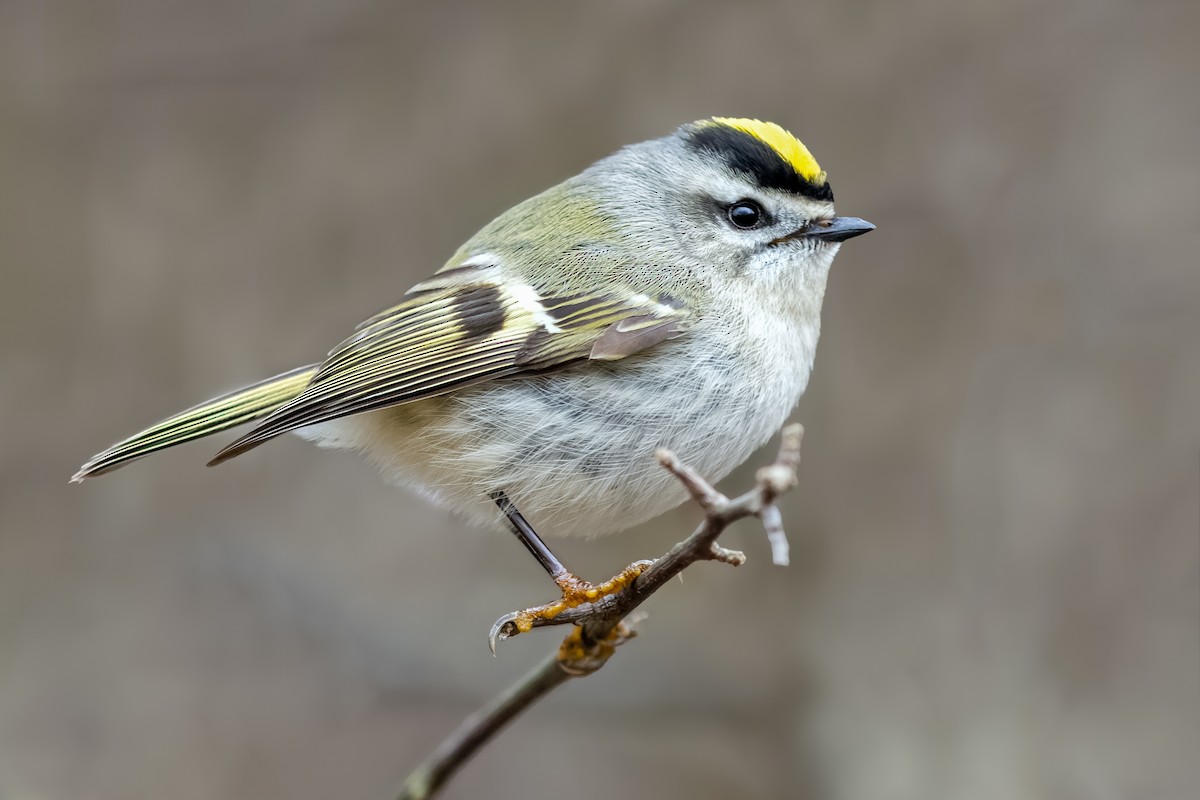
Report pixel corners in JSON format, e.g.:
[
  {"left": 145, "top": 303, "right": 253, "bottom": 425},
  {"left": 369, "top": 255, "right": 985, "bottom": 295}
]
[{"left": 686, "top": 125, "right": 834, "bottom": 202}]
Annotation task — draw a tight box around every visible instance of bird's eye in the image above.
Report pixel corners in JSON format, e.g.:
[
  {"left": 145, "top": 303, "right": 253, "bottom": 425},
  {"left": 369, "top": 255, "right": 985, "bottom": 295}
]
[{"left": 726, "top": 200, "right": 765, "bottom": 229}]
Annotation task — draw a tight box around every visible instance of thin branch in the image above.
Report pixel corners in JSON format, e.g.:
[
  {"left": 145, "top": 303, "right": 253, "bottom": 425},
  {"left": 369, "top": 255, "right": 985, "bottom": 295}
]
[
  {"left": 394, "top": 423, "right": 805, "bottom": 800},
  {"left": 395, "top": 653, "right": 567, "bottom": 800}
]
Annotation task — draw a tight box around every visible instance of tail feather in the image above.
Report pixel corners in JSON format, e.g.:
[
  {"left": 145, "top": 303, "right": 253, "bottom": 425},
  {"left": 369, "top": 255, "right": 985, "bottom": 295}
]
[{"left": 72, "top": 364, "right": 319, "bottom": 481}]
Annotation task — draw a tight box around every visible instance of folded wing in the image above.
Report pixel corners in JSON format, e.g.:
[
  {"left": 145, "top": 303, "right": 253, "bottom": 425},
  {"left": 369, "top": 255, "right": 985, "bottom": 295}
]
[{"left": 208, "top": 270, "right": 688, "bottom": 465}]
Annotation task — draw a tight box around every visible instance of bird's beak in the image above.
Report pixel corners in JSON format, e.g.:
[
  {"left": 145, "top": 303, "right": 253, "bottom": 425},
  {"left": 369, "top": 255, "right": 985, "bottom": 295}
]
[
  {"left": 770, "top": 216, "right": 875, "bottom": 247},
  {"left": 805, "top": 216, "right": 875, "bottom": 243}
]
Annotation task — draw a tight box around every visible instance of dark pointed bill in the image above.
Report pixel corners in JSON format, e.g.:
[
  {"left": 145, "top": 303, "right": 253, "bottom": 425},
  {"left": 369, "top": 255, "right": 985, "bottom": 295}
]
[{"left": 805, "top": 216, "right": 875, "bottom": 243}]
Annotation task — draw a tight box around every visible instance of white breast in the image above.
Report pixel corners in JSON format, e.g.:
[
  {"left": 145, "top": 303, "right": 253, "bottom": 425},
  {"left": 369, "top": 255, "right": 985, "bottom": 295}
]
[{"left": 298, "top": 290, "right": 822, "bottom": 539}]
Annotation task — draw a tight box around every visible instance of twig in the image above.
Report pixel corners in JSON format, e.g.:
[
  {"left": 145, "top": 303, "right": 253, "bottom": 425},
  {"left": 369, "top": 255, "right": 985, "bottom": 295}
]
[
  {"left": 396, "top": 653, "right": 568, "bottom": 800},
  {"left": 394, "top": 423, "right": 805, "bottom": 800}
]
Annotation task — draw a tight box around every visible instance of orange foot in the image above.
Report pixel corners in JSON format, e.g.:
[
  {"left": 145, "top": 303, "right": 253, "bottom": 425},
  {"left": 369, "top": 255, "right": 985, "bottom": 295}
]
[{"left": 489, "top": 560, "right": 653, "bottom": 653}]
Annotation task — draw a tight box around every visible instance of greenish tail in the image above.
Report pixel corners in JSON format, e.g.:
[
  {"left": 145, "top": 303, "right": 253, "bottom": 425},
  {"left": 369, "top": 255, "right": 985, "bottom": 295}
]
[{"left": 72, "top": 364, "right": 319, "bottom": 481}]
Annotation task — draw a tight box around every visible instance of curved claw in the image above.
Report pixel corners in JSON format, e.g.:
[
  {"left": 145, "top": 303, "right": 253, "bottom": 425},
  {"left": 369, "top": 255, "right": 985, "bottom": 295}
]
[
  {"left": 486, "top": 559, "right": 656, "bottom": 655},
  {"left": 488, "top": 612, "right": 522, "bottom": 656}
]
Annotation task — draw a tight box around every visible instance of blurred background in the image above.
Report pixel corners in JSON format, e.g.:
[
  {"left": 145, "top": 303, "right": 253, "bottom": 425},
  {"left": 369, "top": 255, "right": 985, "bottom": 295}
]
[{"left": 2, "top": 1, "right": 1197, "bottom": 798}]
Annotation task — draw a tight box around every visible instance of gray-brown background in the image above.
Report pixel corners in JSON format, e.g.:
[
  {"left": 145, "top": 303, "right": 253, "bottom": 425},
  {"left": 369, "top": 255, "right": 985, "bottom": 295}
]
[{"left": 2, "top": 1, "right": 1197, "bottom": 798}]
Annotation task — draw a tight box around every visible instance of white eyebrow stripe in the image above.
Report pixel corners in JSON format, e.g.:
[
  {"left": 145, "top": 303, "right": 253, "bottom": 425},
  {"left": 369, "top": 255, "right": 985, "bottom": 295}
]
[{"left": 504, "top": 284, "right": 564, "bottom": 334}]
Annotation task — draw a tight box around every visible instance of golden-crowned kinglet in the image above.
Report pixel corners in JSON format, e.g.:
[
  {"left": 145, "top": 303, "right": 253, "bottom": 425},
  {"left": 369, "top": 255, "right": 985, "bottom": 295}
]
[{"left": 74, "top": 118, "right": 872, "bottom": 608}]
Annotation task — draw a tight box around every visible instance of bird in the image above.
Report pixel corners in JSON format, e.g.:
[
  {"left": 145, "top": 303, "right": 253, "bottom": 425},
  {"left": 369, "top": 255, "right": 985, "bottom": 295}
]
[{"left": 73, "top": 117, "right": 873, "bottom": 630}]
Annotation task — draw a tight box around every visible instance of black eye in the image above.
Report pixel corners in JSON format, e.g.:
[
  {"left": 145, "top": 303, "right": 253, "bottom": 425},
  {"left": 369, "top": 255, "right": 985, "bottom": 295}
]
[{"left": 726, "top": 200, "right": 764, "bottom": 229}]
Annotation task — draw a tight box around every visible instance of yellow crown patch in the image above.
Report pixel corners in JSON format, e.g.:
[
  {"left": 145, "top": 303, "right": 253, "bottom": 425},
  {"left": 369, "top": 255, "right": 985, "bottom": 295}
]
[{"left": 706, "top": 117, "right": 826, "bottom": 185}]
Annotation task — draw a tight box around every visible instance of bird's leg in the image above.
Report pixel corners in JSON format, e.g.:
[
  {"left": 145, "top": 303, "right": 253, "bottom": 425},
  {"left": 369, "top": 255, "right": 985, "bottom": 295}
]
[
  {"left": 490, "top": 490, "right": 573, "bottom": 583},
  {"left": 488, "top": 492, "right": 652, "bottom": 646}
]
